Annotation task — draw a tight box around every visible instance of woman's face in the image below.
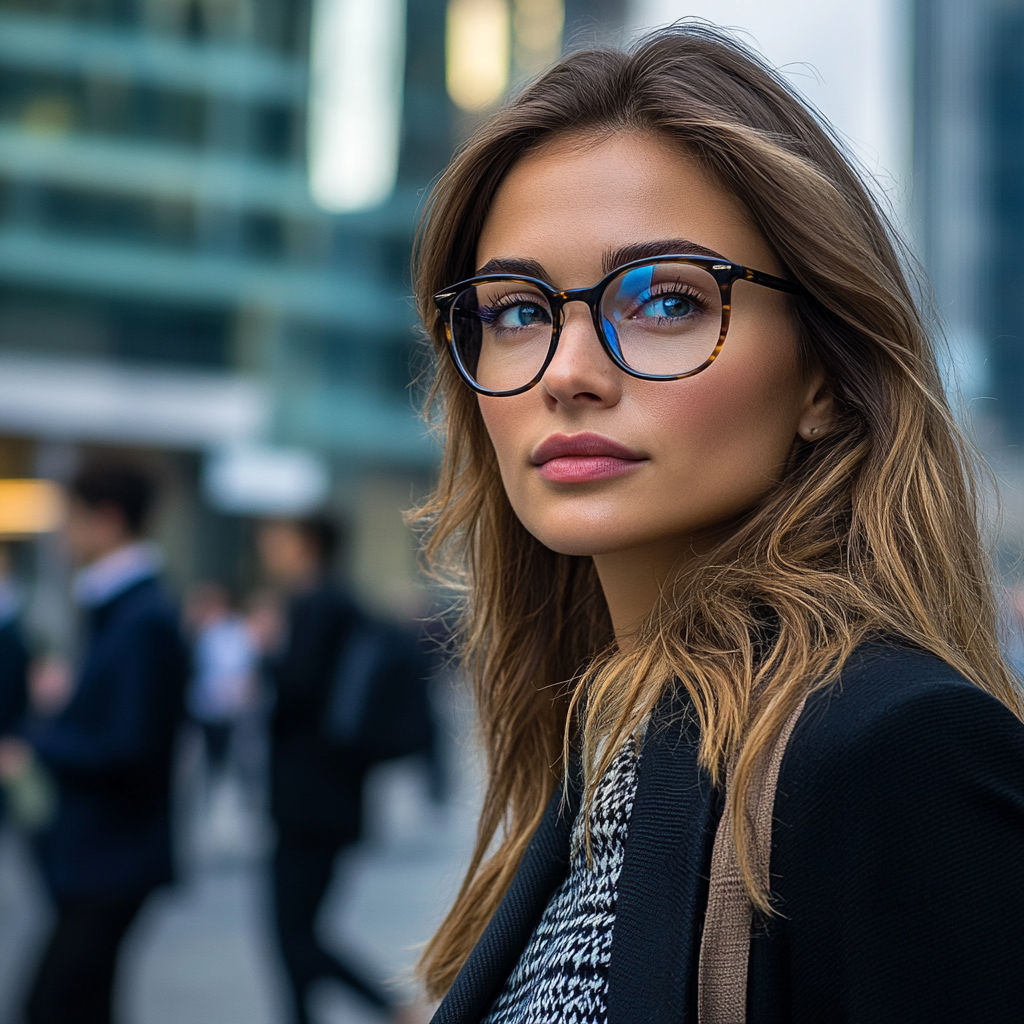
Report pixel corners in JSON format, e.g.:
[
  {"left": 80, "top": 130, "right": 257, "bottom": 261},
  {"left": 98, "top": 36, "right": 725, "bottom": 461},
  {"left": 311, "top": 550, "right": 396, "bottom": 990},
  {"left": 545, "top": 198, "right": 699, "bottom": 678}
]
[{"left": 474, "top": 132, "right": 827, "bottom": 571}]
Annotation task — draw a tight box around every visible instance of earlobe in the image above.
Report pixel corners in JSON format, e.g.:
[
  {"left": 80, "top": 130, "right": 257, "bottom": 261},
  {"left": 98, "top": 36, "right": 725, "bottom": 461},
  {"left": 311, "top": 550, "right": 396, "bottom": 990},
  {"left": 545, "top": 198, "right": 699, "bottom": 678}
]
[{"left": 797, "top": 378, "right": 835, "bottom": 441}]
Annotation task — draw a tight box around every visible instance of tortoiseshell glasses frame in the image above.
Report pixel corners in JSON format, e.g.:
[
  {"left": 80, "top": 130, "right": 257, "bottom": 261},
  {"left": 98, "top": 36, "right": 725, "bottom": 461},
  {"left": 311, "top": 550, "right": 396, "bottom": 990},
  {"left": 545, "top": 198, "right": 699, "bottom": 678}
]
[{"left": 433, "top": 253, "right": 806, "bottom": 398}]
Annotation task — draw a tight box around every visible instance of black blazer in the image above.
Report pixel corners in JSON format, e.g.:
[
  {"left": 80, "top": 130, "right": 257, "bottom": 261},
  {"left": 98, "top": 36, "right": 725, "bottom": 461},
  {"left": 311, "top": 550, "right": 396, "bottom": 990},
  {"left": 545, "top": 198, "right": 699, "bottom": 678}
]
[
  {"left": 27, "top": 576, "right": 188, "bottom": 901},
  {"left": 433, "top": 643, "right": 1024, "bottom": 1024},
  {"left": 0, "top": 617, "right": 28, "bottom": 736},
  {"left": 269, "top": 580, "right": 368, "bottom": 842}
]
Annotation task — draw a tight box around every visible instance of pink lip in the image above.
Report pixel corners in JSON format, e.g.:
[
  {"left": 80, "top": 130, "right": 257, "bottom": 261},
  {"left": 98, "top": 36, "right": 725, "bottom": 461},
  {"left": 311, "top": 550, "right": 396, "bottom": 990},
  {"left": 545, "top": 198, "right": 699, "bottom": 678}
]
[{"left": 530, "top": 432, "right": 648, "bottom": 483}]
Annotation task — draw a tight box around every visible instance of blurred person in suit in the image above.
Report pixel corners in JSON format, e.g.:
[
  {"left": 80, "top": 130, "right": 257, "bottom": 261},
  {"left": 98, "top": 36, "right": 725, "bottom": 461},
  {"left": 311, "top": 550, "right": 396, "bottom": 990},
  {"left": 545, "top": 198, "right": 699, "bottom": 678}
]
[
  {"left": 0, "top": 543, "right": 28, "bottom": 828},
  {"left": 0, "top": 462, "right": 189, "bottom": 1024},
  {"left": 185, "top": 580, "right": 256, "bottom": 787},
  {"left": 0, "top": 544, "right": 28, "bottom": 745},
  {"left": 256, "top": 516, "right": 412, "bottom": 1024}
]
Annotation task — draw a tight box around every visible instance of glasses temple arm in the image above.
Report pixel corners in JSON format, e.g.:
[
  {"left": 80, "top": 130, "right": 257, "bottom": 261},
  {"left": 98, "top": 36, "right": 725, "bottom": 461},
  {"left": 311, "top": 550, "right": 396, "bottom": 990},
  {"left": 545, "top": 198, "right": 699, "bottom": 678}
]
[{"left": 744, "top": 267, "right": 806, "bottom": 295}]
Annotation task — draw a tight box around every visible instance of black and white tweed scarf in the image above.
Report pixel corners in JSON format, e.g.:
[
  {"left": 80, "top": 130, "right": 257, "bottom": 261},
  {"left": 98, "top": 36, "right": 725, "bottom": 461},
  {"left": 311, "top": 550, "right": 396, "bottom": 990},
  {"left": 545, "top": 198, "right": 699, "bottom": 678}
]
[{"left": 481, "top": 740, "right": 642, "bottom": 1024}]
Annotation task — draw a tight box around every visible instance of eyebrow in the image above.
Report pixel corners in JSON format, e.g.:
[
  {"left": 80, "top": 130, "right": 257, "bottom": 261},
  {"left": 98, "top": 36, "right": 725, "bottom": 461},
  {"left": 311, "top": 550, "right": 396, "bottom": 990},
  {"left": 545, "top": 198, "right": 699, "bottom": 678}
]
[
  {"left": 603, "top": 239, "right": 726, "bottom": 274},
  {"left": 474, "top": 238, "right": 728, "bottom": 283},
  {"left": 474, "top": 256, "right": 548, "bottom": 278}
]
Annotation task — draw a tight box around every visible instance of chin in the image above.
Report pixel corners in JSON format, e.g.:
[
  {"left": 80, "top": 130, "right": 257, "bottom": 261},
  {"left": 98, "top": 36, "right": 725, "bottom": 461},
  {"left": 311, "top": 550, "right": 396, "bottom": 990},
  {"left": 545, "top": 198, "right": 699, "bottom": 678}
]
[{"left": 526, "top": 522, "right": 639, "bottom": 559}]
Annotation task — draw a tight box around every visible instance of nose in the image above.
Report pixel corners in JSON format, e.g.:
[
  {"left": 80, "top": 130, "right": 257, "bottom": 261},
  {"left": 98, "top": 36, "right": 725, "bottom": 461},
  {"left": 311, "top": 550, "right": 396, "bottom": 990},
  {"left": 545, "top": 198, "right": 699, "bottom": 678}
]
[{"left": 539, "top": 299, "right": 622, "bottom": 407}]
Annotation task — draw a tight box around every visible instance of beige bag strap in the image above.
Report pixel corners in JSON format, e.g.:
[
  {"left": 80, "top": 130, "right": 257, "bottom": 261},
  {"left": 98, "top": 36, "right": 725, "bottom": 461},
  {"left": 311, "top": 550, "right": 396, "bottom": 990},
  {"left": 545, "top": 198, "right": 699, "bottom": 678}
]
[{"left": 697, "top": 698, "right": 807, "bottom": 1023}]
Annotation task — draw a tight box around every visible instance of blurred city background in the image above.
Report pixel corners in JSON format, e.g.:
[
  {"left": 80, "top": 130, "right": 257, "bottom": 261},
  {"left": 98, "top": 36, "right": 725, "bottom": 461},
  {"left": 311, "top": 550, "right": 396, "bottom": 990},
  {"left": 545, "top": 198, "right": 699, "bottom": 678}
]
[{"left": 0, "top": 0, "right": 1022, "bottom": 1022}]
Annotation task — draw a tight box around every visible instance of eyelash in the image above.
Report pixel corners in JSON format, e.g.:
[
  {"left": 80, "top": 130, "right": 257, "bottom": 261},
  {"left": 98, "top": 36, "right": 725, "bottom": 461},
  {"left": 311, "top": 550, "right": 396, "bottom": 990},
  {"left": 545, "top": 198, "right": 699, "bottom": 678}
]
[
  {"left": 474, "top": 279, "right": 715, "bottom": 328},
  {"left": 633, "top": 281, "right": 711, "bottom": 311},
  {"left": 477, "top": 293, "right": 548, "bottom": 324}
]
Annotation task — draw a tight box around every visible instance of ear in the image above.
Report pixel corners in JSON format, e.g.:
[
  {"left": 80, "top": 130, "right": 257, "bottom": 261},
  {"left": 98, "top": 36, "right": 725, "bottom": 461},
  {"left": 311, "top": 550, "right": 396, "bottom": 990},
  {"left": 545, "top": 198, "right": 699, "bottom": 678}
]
[{"left": 796, "top": 373, "right": 836, "bottom": 441}]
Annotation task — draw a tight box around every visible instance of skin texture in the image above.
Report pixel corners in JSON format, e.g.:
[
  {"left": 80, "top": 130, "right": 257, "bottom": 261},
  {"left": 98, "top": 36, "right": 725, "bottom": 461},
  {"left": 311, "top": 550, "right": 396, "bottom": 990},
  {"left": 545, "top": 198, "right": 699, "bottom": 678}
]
[
  {"left": 475, "top": 132, "right": 833, "bottom": 640},
  {"left": 64, "top": 498, "right": 135, "bottom": 567},
  {"left": 256, "top": 521, "right": 321, "bottom": 592}
]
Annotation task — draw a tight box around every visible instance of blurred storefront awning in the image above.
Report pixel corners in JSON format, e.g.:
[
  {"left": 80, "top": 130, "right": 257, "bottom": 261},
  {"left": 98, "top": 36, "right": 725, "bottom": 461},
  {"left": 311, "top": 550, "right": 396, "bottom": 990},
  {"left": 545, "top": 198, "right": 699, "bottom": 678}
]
[
  {"left": 0, "top": 353, "right": 268, "bottom": 448},
  {"left": 0, "top": 353, "right": 436, "bottom": 464},
  {"left": 203, "top": 445, "right": 330, "bottom": 515}
]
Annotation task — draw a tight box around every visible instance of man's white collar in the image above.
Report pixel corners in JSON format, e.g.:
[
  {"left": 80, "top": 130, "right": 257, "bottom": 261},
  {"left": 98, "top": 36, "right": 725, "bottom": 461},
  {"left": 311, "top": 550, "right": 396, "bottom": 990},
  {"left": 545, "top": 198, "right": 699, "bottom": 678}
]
[{"left": 73, "top": 541, "right": 163, "bottom": 608}]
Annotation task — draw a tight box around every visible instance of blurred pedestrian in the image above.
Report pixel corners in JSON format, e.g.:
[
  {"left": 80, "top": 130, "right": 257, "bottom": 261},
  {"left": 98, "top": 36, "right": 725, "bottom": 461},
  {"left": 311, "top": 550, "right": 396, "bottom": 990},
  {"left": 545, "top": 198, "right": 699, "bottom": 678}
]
[
  {"left": 257, "top": 516, "right": 409, "bottom": 1024},
  {"left": 0, "top": 462, "right": 188, "bottom": 1024},
  {"left": 185, "top": 581, "right": 256, "bottom": 785},
  {"left": 0, "top": 544, "right": 28, "bottom": 826},
  {"left": 0, "top": 544, "right": 27, "bottom": 744}
]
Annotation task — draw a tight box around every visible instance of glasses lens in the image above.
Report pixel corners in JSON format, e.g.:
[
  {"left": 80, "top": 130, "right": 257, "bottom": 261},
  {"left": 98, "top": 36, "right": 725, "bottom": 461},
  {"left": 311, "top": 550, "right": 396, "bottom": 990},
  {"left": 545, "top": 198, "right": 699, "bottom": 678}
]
[
  {"left": 600, "top": 262, "right": 724, "bottom": 377},
  {"left": 449, "top": 280, "right": 554, "bottom": 392}
]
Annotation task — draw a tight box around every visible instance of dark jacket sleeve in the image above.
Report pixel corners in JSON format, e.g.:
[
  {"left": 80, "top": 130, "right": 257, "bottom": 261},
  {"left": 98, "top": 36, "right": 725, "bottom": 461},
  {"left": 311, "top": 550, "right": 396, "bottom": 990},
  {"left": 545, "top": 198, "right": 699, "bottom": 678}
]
[
  {"left": 0, "top": 622, "right": 28, "bottom": 736},
  {"left": 30, "top": 611, "right": 186, "bottom": 775},
  {"left": 268, "top": 584, "right": 367, "bottom": 839},
  {"left": 752, "top": 676, "right": 1024, "bottom": 1023},
  {"left": 271, "top": 586, "right": 359, "bottom": 735}
]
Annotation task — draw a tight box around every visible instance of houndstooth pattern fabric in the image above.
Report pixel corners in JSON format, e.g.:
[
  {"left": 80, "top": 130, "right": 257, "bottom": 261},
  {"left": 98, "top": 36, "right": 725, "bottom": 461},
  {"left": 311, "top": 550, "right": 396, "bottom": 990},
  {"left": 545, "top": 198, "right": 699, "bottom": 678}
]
[{"left": 481, "top": 740, "right": 642, "bottom": 1024}]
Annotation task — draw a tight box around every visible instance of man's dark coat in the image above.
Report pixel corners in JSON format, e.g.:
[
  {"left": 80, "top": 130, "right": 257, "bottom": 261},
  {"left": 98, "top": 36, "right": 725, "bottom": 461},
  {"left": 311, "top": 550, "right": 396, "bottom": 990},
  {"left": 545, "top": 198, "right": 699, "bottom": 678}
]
[
  {"left": 0, "top": 616, "right": 28, "bottom": 736},
  {"left": 269, "top": 580, "right": 367, "bottom": 843},
  {"left": 28, "top": 576, "right": 188, "bottom": 900},
  {"left": 432, "top": 643, "right": 1024, "bottom": 1024}
]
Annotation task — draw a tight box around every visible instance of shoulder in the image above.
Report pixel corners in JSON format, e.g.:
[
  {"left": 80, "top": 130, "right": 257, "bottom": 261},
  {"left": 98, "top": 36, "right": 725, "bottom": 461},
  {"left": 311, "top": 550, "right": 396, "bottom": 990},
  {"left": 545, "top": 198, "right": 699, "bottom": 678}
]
[
  {"left": 104, "top": 579, "right": 181, "bottom": 637},
  {"left": 779, "top": 640, "right": 1024, "bottom": 826},
  {"left": 794, "top": 641, "right": 1019, "bottom": 750},
  {"left": 292, "top": 583, "right": 354, "bottom": 619},
  {"left": 0, "top": 619, "right": 23, "bottom": 645}
]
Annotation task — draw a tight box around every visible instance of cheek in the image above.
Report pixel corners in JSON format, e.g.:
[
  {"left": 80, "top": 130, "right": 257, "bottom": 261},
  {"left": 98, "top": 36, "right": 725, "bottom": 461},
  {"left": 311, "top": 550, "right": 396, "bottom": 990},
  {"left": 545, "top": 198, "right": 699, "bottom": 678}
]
[
  {"left": 474, "top": 316, "right": 808, "bottom": 556},
  {"left": 477, "top": 396, "right": 528, "bottom": 490},
  {"left": 651, "top": 340, "right": 805, "bottom": 497}
]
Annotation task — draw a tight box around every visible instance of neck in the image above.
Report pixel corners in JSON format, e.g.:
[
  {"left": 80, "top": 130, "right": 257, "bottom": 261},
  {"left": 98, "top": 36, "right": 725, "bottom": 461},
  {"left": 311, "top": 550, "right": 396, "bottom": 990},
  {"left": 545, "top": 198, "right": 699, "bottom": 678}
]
[
  {"left": 592, "top": 537, "right": 694, "bottom": 645},
  {"left": 84, "top": 536, "right": 138, "bottom": 568}
]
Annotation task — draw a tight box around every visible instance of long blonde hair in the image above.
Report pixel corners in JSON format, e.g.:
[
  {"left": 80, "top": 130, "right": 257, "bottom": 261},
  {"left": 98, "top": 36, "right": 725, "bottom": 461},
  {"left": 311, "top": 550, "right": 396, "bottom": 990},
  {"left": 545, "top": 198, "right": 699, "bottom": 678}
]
[{"left": 410, "top": 23, "right": 1022, "bottom": 999}]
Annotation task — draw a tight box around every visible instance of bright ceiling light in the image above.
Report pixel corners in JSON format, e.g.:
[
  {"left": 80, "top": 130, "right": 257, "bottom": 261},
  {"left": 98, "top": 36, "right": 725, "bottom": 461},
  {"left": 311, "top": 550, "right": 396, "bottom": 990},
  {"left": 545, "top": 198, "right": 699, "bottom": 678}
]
[
  {"left": 203, "top": 446, "right": 330, "bottom": 516},
  {"left": 446, "top": 0, "right": 511, "bottom": 111},
  {"left": 513, "top": 0, "right": 563, "bottom": 76},
  {"left": 307, "top": 0, "right": 407, "bottom": 212},
  {"left": 0, "top": 479, "right": 65, "bottom": 535}
]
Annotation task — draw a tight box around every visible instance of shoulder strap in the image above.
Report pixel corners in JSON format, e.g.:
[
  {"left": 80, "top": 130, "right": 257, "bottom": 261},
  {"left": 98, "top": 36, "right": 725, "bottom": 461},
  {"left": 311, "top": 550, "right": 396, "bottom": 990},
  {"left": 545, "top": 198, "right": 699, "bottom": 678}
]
[{"left": 697, "top": 698, "right": 806, "bottom": 1023}]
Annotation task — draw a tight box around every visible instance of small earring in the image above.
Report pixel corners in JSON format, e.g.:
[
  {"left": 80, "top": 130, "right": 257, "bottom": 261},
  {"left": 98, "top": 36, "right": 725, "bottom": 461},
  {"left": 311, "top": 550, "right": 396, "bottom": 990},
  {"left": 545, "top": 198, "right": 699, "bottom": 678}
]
[{"left": 810, "top": 426, "right": 818, "bottom": 435}]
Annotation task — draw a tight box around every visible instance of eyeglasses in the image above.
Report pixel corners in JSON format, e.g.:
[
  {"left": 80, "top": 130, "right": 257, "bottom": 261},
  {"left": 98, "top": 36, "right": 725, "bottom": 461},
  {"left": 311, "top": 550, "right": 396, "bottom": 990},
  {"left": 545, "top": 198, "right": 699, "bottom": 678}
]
[{"left": 433, "top": 254, "right": 805, "bottom": 397}]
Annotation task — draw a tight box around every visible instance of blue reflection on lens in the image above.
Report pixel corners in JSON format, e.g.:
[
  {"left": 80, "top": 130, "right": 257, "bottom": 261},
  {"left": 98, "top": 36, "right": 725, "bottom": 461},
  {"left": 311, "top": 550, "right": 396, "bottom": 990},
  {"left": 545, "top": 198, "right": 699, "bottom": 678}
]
[
  {"left": 603, "top": 265, "right": 654, "bottom": 356},
  {"left": 611, "top": 265, "right": 655, "bottom": 321},
  {"left": 603, "top": 317, "right": 623, "bottom": 357}
]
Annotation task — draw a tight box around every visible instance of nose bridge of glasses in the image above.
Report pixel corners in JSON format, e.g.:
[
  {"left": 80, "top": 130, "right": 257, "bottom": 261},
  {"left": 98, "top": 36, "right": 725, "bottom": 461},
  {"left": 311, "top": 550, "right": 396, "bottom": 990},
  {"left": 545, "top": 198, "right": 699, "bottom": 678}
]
[
  {"left": 552, "top": 282, "right": 603, "bottom": 306},
  {"left": 551, "top": 284, "right": 605, "bottom": 344},
  {"left": 547, "top": 287, "right": 619, "bottom": 372}
]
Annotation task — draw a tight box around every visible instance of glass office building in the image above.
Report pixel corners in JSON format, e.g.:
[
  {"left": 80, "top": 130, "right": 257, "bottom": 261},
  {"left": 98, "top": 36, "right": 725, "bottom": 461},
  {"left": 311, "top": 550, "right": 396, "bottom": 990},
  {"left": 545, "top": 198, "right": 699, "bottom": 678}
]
[
  {"left": 914, "top": 0, "right": 1024, "bottom": 440},
  {"left": 0, "top": 0, "right": 624, "bottom": 623}
]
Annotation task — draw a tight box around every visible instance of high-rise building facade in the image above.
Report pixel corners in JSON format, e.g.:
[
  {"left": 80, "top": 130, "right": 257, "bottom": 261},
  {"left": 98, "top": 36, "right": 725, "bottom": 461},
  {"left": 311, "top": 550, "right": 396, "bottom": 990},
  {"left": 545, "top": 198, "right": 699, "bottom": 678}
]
[
  {"left": 913, "top": 0, "right": 1024, "bottom": 442},
  {"left": 0, "top": 0, "right": 625, "bottom": 614}
]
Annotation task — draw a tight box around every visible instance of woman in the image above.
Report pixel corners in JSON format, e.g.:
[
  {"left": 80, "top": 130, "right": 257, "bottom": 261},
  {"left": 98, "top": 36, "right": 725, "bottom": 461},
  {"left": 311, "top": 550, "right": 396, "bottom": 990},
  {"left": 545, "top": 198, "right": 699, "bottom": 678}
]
[{"left": 412, "top": 23, "right": 1024, "bottom": 1024}]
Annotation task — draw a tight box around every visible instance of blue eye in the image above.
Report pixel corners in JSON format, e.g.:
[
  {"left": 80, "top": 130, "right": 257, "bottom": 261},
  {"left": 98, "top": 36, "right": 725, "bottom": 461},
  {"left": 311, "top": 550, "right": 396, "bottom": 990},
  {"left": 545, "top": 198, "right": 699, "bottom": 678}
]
[
  {"left": 639, "top": 294, "right": 694, "bottom": 319},
  {"left": 492, "top": 302, "right": 551, "bottom": 330}
]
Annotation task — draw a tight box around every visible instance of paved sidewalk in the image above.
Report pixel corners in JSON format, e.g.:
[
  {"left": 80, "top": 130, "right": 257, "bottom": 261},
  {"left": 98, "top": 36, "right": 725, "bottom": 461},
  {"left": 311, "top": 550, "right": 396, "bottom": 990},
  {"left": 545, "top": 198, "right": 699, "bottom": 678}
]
[{"left": 0, "top": 705, "right": 481, "bottom": 1024}]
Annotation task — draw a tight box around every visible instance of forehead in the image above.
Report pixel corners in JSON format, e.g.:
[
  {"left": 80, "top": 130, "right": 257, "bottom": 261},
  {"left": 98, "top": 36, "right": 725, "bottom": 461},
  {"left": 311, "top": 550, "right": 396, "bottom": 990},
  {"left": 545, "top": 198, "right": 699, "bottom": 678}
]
[{"left": 476, "top": 131, "right": 778, "bottom": 281}]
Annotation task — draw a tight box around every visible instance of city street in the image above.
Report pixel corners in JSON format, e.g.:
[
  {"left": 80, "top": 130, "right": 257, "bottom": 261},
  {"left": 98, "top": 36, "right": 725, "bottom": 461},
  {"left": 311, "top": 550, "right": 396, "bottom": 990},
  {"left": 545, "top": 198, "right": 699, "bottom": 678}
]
[{"left": 0, "top": 711, "right": 481, "bottom": 1024}]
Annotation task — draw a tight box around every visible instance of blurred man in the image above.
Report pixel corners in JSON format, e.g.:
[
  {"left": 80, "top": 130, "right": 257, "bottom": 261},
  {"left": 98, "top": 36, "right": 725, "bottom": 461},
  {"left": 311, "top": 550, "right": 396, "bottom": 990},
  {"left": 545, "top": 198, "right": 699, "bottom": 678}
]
[
  {"left": 185, "top": 581, "right": 255, "bottom": 785},
  {"left": 0, "top": 544, "right": 27, "bottom": 746},
  {"left": 257, "top": 516, "right": 405, "bottom": 1024},
  {"left": 0, "top": 544, "right": 28, "bottom": 828},
  {"left": 0, "top": 462, "right": 188, "bottom": 1024}
]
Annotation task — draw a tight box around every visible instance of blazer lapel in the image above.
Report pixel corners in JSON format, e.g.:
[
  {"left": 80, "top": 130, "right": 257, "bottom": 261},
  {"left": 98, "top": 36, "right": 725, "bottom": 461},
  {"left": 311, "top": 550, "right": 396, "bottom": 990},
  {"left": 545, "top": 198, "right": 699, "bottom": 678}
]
[
  {"left": 607, "top": 700, "right": 720, "bottom": 1024},
  {"left": 431, "top": 778, "right": 579, "bottom": 1024}
]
